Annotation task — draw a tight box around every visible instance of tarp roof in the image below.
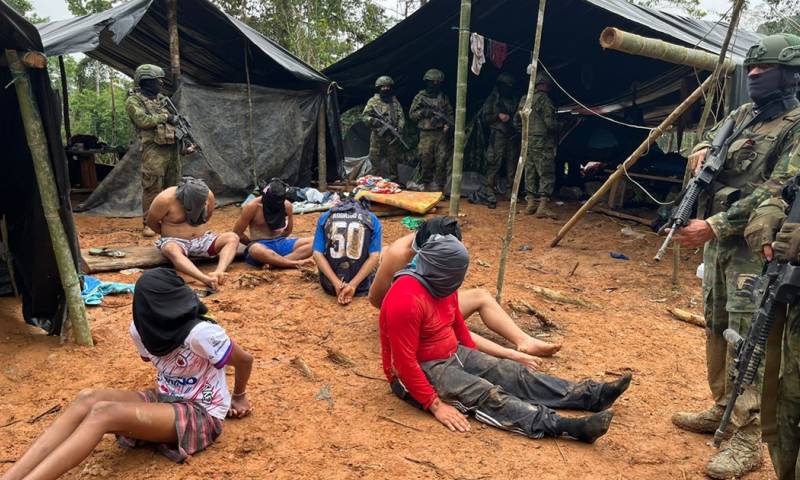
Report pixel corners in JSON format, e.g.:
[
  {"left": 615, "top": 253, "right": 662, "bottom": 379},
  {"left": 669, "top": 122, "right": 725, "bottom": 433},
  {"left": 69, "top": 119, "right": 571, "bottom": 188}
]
[
  {"left": 325, "top": 0, "right": 761, "bottom": 113},
  {"left": 1, "top": 0, "right": 42, "bottom": 51},
  {"left": 38, "top": 0, "right": 330, "bottom": 89}
]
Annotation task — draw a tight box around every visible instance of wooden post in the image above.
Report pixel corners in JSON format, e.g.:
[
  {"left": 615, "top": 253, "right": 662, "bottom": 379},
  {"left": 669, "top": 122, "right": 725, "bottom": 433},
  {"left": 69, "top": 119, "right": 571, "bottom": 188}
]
[
  {"left": 243, "top": 43, "right": 257, "bottom": 188},
  {"left": 58, "top": 56, "right": 71, "bottom": 141},
  {"left": 549, "top": 75, "right": 715, "bottom": 247},
  {"left": 448, "top": 0, "right": 471, "bottom": 215},
  {"left": 317, "top": 99, "right": 328, "bottom": 192},
  {"left": 109, "top": 69, "right": 117, "bottom": 145},
  {"left": 167, "top": 0, "right": 181, "bottom": 83},
  {"left": 5, "top": 49, "right": 93, "bottom": 347},
  {"left": 495, "top": 0, "right": 548, "bottom": 303}
]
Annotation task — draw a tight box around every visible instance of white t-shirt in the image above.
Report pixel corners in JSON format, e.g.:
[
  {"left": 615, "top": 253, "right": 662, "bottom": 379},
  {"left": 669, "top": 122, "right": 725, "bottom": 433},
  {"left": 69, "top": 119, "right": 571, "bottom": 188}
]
[{"left": 130, "top": 321, "right": 233, "bottom": 420}]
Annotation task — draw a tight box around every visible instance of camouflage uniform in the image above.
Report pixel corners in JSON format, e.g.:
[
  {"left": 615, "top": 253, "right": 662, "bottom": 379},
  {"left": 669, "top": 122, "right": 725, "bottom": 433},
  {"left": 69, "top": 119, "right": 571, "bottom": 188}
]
[
  {"left": 410, "top": 90, "right": 453, "bottom": 187},
  {"left": 481, "top": 85, "right": 517, "bottom": 202},
  {"left": 125, "top": 88, "right": 180, "bottom": 216},
  {"left": 515, "top": 90, "right": 557, "bottom": 199},
  {"left": 362, "top": 94, "right": 406, "bottom": 181}
]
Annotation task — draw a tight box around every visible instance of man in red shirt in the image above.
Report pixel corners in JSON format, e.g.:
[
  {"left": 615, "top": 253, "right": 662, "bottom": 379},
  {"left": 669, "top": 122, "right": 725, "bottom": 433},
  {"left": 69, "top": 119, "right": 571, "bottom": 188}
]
[{"left": 380, "top": 234, "right": 631, "bottom": 441}]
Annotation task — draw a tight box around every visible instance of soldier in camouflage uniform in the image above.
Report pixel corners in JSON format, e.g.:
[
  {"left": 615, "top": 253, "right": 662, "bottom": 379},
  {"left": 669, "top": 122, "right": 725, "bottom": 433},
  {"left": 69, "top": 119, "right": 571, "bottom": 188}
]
[
  {"left": 362, "top": 76, "right": 406, "bottom": 182},
  {"left": 514, "top": 68, "right": 558, "bottom": 218},
  {"left": 409, "top": 69, "right": 453, "bottom": 191},
  {"left": 125, "top": 64, "right": 184, "bottom": 237},
  {"left": 741, "top": 33, "right": 800, "bottom": 480},
  {"left": 480, "top": 73, "right": 518, "bottom": 207},
  {"left": 671, "top": 34, "right": 800, "bottom": 479}
]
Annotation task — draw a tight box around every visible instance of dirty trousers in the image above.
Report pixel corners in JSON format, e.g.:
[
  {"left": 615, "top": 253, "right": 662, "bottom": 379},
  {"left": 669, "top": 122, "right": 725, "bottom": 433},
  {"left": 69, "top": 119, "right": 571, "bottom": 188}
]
[{"left": 392, "top": 345, "right": 604, "bottom": 438}]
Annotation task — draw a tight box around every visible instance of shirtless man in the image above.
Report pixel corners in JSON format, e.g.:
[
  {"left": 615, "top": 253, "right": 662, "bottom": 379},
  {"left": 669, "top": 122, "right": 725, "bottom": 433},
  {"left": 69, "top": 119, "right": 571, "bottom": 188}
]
[
  {"left": 146, "top": 177, "right": 239, "bottom": 289},
  {"left": 233, "top": 179, "right": 313, "bottom": 269},
  {"left": 369, "top": 217, "right": 560, "bottom": 370}
]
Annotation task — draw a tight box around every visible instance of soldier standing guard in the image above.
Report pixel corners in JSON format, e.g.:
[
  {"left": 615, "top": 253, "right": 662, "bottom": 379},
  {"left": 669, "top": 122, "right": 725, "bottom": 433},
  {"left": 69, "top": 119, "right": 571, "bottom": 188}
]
[
  {"left": 362, "top": 76, "right": 406, "bottom": 183},
  {"left": 478, "top": 73, "right": 517, "bottom": 209},
  {"left": 409, "top": 69, "right": 454, "bottom": 191}
]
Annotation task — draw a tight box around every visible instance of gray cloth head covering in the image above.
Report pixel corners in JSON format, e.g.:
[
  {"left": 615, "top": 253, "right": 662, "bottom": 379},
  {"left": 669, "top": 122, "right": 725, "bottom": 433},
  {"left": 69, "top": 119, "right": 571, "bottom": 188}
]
[
  {"left": 175, "top": 176, "right": 210, "bottom": 226},
  {"left": 394, "top": 234, "right": 469, "bottom": 297}
]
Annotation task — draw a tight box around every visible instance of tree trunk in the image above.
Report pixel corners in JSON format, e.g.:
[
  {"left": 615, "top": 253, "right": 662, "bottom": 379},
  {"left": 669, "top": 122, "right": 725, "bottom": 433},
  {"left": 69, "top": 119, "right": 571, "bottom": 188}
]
[
  {"left": 58, "top": 56, "right": 71, "bottom": 142},
  {"left": 495, "top": 0, "right": 548, "bottom": 303},
  {"left": 448, "top": 0, "right": 471, "bottom": 215},
  {"left": 167, "top": 0, "right": 181, "bottom": 83},
  {"left": 5, "top": 49, "right": 92, "bottom": 347}
]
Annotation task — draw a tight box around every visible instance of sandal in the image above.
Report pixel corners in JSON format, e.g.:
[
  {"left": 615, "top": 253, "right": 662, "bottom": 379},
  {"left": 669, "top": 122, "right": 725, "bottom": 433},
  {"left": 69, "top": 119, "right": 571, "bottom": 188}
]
[{"left": 88, "top": 247, "right": 126, "bottom": 258}]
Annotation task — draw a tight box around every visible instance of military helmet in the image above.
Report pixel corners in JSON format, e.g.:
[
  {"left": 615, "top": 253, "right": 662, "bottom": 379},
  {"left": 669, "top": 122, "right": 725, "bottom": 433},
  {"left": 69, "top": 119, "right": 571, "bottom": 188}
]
[
  {"left": 423, "top": 68, "right": 444, "bottom": 82},
  {"left": 744, "top": 33, "right": 800, "bottom": 68},
  {"left": 496, "top": 73, "right": 514, "bottom": 86},
  {"left": 375, "top": 75, "right": 395, "bottom": 88},
  {"left": 134, "top": 64, "right": 166, "bottom": 84},
  {"left": 535, "top": 71, "right": 553, "bottom": 86}
]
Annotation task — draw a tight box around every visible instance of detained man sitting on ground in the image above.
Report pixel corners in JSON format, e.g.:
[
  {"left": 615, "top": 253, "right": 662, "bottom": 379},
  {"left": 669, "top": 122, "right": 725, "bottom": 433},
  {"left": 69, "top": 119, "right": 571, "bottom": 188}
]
[
  {"left": 1, "top": 268, "right": 253, "bottom": 480},
  {"left": 312, "top": 196, "right": 382, "bottom": 305},
  {"left": 147, "top": 177, "right": 239, "bottom": 290},
  {"left": 369, "top": 216, "right": 560, "bottom": 370},
  {"left": 233, "top": 179, "right": 313, "bottom": 269},
  {"left": 380, "top": 234, "right": 631, "bottom": 441}
]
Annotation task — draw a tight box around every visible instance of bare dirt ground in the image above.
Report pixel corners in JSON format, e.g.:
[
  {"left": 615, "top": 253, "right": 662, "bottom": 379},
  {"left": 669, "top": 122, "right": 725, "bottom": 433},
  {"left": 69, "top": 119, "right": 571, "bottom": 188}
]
[{"left": 0, "top": 200, "right": 777, "bottom": 479}]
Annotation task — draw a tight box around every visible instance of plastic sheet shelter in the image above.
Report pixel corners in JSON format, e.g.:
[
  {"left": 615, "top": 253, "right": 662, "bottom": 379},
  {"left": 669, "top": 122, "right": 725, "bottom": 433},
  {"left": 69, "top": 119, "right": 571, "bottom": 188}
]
[
  {"left": 38, "top": 0, "right": 344, "bottom": 215},
  {"left": 1, "top": 0, "right": 82, "bottom": 334}
]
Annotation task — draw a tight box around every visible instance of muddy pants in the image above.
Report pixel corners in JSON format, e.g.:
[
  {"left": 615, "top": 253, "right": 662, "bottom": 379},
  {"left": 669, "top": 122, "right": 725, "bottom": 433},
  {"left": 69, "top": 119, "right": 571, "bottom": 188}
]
[
  {"left": 703, "top": 236, "right": 763, "bottom": 433},
  {"left": 392, "top": 345, "right": 604, "bottom": 439},
  {"left": 141, "top": 141, "right": 181, "bottom": 220},
  {"left": 369, "top": 132, "right": 401, "bottom": 181},
  {"left": 418, "top": 129, "right": 449, "bottom": 186}
]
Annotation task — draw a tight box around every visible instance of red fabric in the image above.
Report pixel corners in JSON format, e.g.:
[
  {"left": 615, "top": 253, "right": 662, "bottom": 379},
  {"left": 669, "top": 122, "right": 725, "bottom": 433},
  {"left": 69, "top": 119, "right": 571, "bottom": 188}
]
[
  {"left": 379, "top": 275, "right": 476, "bottom": 409},
  {"left": 488, "top": 40, "right": 508, "bottom": 69}
]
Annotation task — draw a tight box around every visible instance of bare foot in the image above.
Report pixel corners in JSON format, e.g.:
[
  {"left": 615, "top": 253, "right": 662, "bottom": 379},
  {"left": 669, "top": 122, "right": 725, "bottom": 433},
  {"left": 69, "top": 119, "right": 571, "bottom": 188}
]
[
  {"left": 293, "top": 258, "right": 315, "bottom": 268},
  {"left": 517, "top": 338, "right": 562, "bottom": 357}
]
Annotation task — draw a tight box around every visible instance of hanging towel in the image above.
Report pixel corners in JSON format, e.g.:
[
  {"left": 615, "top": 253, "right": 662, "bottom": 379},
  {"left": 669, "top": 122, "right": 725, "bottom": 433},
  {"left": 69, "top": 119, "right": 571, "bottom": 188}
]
[
  {"left": 489, "top": 40, "right": 508, "bottom": 69},
  {"left": 470, "top": 33, "right": 485, "bottom": 75}
]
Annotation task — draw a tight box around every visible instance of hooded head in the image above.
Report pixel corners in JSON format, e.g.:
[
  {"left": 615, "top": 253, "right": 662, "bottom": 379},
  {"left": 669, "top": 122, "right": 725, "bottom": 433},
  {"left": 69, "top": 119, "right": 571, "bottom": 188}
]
[
  {"left": 262, "top": 178, "right": 288, "bottom": 230},
  {"left": 133, "top": 268, "right": 209, "bottom": 356},
  {"left": 412, "top": 216, "right": 462, "bottom": 252},
  {"left": 396, "top": 234, "right": 469, "bottom": 298},
  {"left": 175, "top": 176, "right": 210, "bottom": 226}
]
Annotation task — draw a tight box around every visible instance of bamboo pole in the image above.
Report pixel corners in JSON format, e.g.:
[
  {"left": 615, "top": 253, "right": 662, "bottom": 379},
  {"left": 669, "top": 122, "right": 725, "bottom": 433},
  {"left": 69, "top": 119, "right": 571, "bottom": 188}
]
[
  {"left": 243, "top": 42, "right": 257, "bottom": 188},
  {"left": 549, "top": 74, "right": 715, "bottom": 248},
  {"left": 167, "top": 0, "right": 181, "bottom": 83},
  {"left": 109, "top": 69, "right": 117, "bottom": 145},
  {"left": 58, "top": 56, "right": 71, "bottom": 141},
  {"left": 318, "top": 100, "right": 328, "bottom": 192},
  {"left": 448, "top": 0, "right": 471, "bottom": 215},
  {"left": 495, "top": 0, "right": 548, "bottom": 303},
  {"left": 6, "top": 49, "right": 92, "bottom": 347}
]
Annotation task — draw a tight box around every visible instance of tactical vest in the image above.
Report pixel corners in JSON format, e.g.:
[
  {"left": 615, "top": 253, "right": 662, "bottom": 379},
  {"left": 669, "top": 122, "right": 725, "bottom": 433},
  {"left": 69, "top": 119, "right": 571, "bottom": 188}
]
[
  {"left": 128, "top": 90, "right": 177, "bottom": 146},
  {"left": 529, "top": 91, "right": 555, "bottom": 138},
  {"left": 415, "top": 91, "right": 450, "bottom": 131},
  {"left": 369, "top": 95, "right": 400, "bottom": 128},
  {"left": 322, "top": 200, "right": 376, "bottom": 295},
  {"left": 704, "top": 103, "right": 800, "bottom": 216}
]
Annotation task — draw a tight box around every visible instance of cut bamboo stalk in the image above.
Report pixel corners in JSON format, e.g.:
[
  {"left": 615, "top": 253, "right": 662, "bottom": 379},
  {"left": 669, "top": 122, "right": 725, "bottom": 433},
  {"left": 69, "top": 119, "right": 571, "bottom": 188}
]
[
  {"left": 167, "top": 0, "right": 180, "bottom": 82},
  {"left": 58, "top": 56, "right": 71, "bottom": 141},
  {"left": 318, "top": 100, "right": 328, "bottom": 192},
  {"left": 496, "top": 0, "right": 547, "bottom": 303},
  {"left": 667, "top": 307, "right": 705, "bottom": 328},
  {"left": 448, "top": 0, "right": 471, "bottom": 215},
  {"left": 6, "top": 49, "right": 92, "bottom": 347}
]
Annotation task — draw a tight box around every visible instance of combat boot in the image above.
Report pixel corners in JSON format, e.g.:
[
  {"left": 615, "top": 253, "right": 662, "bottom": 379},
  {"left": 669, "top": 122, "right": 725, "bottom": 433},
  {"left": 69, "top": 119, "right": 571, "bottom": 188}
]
[
  {"left": 705, "top": 430, "right": 763, "bottom": 479},
  {"left": 535, "top": 197, "right": 557, "bottom": 219},
  {"left": 671, "top": 405, "right": 724, "bottom": 434},
  {"left": 143, "top": 226, "right": 156, "bottom": 238},
  {"left": 525, "top": 196, "right": 538, "bottom": 214}
]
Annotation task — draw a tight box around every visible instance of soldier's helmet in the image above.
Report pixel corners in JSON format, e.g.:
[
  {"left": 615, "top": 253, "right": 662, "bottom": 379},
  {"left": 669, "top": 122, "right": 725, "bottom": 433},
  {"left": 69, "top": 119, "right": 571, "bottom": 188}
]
[
  {"left": 744, "top": 33, "right": 800, "bottom": 69},
  {"left": 134, "top": 64, "right": 166, "bottom": 85},
  {"left": 496, "top": 73, "right": 514, "bottom": 86},
  {"left": 375, "top": 75, "right": 395, "bottom": 88},
  {"left": 423, "top": 69, "right": 444, "bottom": 82}
]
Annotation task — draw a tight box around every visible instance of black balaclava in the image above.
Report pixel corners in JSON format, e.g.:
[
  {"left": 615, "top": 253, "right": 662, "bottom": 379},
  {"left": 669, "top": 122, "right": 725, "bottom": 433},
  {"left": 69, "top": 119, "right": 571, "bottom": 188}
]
[
  {"left": 175, "top": 176, "right": 210, "bottom": 226},
  {"left": 748, "top": 66, "right": 800, "bottom": 109},
  {"left": 262, "top": 179, "right": 288, "bottom": 230},
  {"left": 133, "top": 268, "right": 209, "bottom": 356},
  {"left": 395, "top": 234, "right": 469, "bottom": 298},
  {"left": 413, "top": 216, "right": 462, "bottom": 252},
  {"left": 139, "top": 78, "right": 162, "bottom": 98},
  {"left": 426, "top": 81, "right": 441, "bottom": 95},
  {"left": 379, "top": 86, "right": 393, "bottom": 102}
]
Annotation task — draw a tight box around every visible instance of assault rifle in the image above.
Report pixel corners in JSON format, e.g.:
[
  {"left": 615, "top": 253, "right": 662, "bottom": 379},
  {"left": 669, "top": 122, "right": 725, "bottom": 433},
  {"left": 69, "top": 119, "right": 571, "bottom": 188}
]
[
  {"left": 653, "top": 117, "right": 736, "bottom": 261},
  {"left": 162, "top": 97, "right": 201, "bottom": 153},
  {"left": 367, "top": 110, "right": 411, "bottom": 150},
  {"left": 713, "top": 176, "right": 800, "bottom": 447},
  {"left": 418, "top": 99, "right": 454, "bottom": 130}
]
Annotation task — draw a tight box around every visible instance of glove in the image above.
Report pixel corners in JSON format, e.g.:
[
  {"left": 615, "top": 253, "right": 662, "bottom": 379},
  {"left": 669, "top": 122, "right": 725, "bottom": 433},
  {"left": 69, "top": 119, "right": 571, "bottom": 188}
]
[
  {"left": 166, "top": 114, "right": 179, "bottom": 125},
  {"left": 744, "top": 197, "right": 786, "bottom": 254},
  {"left": 773, "top": 222, "right": 800, "bottom": 263}
]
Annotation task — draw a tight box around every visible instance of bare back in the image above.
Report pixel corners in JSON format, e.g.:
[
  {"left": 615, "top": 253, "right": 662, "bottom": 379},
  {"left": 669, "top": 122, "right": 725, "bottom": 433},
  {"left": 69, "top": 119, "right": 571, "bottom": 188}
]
[{"left": 368, "top": 233, "right": 416, "bottom": 308}]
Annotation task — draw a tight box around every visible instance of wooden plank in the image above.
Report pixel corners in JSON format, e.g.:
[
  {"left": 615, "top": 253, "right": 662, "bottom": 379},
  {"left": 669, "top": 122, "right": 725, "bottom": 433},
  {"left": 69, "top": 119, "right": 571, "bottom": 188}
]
[{"left": 81, "top": 246, "right": 167, "bottom": 273}]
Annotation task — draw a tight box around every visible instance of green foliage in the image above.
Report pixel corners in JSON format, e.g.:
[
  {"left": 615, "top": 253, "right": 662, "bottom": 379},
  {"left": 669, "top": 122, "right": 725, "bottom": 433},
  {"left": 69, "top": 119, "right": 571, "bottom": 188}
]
[
  {"left": 65, "top": 0, "right": 114, "bottom": 16},
  {"left": 6, "top": 0, "right": 49, "bottom": 23},
  {"left": 213, "top": 0, "right": 391, "bottom": 69},
  {"left": 755, "top": 0, "right": 800, "bottom": 35}
]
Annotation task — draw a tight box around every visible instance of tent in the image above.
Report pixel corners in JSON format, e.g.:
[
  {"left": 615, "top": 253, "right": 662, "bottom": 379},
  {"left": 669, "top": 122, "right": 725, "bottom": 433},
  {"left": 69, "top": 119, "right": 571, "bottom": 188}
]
[
  {"left": 38, "top": 0, "right": 344, "bottom": 216},
  {"left": 1, "top": 0, "right": 82, "bottom": 334}
]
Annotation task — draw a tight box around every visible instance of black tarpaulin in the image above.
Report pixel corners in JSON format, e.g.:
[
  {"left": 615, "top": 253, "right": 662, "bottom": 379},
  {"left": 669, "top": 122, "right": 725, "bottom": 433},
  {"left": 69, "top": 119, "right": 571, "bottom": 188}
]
[{"left": 1, "top": 0, "right": 82, "bottom": 334}]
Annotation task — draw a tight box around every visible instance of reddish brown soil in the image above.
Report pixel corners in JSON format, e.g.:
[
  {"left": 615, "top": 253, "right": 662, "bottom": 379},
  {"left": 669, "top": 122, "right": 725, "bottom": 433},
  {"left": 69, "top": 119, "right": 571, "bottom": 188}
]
[{"left": 0, "top": 201, "right": 776, "bottom": 479}]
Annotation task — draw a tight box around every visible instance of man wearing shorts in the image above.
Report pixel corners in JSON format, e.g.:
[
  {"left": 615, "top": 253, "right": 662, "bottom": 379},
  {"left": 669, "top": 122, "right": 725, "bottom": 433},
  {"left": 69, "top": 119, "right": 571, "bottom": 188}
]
[
  {"left": 147, "top": 177, "right": 239, "bottom": 289},
  {"left": 233, "top": 179, "right": 313, "bottom": 269}
]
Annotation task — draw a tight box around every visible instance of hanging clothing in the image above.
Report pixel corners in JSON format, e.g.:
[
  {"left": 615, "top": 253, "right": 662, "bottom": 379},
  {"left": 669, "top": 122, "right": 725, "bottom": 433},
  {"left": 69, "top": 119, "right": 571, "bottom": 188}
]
[
  {"left": 470, "top": 33, "right": 485, "bottom": 75},
  {"left": 488, "top": 40, "right": 509, "bottom": 69}
]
